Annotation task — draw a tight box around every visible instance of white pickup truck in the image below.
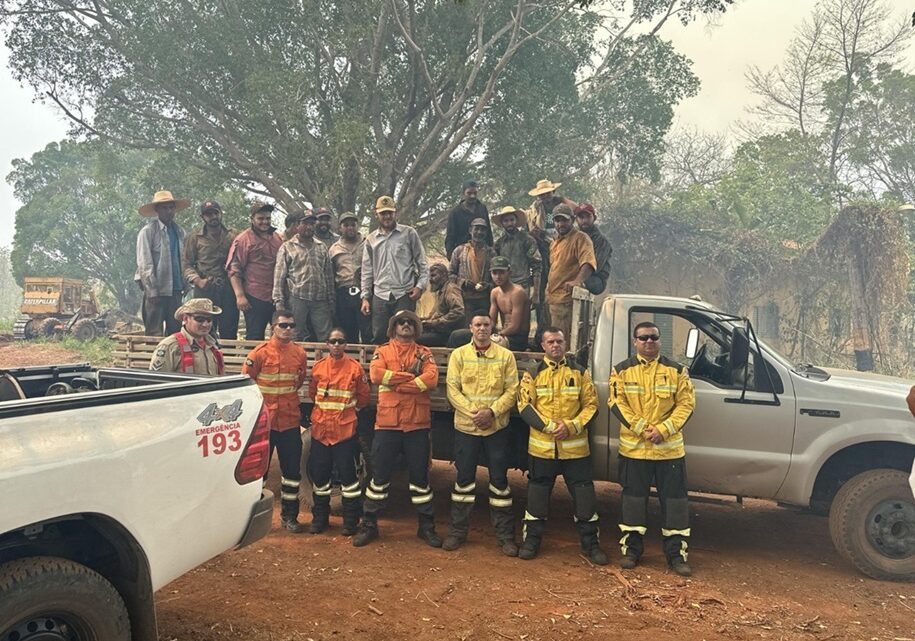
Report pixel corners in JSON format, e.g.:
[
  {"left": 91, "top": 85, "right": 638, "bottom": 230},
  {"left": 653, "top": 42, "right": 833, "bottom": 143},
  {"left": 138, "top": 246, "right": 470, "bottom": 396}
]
[{"left": 0, "top": 363, "right": 274, "bottom": 641}]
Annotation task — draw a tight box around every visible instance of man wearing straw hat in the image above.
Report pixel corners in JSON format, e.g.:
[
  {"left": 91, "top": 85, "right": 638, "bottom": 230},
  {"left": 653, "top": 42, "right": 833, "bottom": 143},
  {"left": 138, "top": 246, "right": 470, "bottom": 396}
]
[
  {"left": 148, "top": 298, "right": 225, "bottom": 375},
  {"left": 526, "top": 180, "right": 577, "bottom": 326},
  {"left": 136, "top": 190, "right": 189, "bottom": 336}
]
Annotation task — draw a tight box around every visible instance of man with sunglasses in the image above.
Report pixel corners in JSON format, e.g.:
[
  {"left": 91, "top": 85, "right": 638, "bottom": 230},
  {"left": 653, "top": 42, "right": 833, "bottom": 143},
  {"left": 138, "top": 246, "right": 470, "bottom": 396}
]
[
  {"left": 609, "top": 321, "right": 696, "bottom": 576},
  {"left": 354, "top": 310, "right": 442, "bottom": 548},
  {"left": 242, "top": 311, "right": 310, "bottom": 533},
  {"left": 149, "top": 298, "right": 225, "bottom": 375}
]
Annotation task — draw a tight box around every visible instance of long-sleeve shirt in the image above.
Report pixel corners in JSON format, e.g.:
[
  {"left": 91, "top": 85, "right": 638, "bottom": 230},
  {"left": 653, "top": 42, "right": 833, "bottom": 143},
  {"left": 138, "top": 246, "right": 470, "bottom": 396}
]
[
  {"left": 369, "top": 340, "right": 438, "bottom": 431},
  {"left": 135, "top": 218, "right": 186, "bottom": 297},
  {"left": 226, "top": 226, "right": 284, "bottom": 303},
  {"left": 608, "top": 355, "right": 696, "bottom": 460},
  {"left": 445, "top": 200, "right": 493, "bottom": 258},
  {"left": 422, "top": 282, "right": 465, "bottom": 332},
  {"left": 446, "top": 341, "right": 518, "bottom": 436},
  {"left": 241, "top": 336, "right": 308, "bottom": 432},
  {"left": 329, "top": 235, "right": 365, "bottom": 289},
  {"left": 308, "top": 355, "right": 371, "bottom": 445},
  {"left": 272, "top": 236, "right": 335, "bottom": 306},
  {"left": 494, "top": 230, "right": 541, "bottom": 288},
  {"left": 361, "top": 223, "right": 429, "bottom": 301},
  {"left": 183, "top": 224, "right": 237, "bottom": 286},
  {"left": 450, "top": 242, "right": 495, "bottom": 307},
  {"left": 581, "top": 225, "right": 612, "bottom": 295}
]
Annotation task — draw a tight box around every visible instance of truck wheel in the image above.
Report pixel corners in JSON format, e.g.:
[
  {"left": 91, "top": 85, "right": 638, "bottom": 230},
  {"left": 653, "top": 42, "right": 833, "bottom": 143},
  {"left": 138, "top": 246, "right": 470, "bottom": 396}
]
[
  {"left": 38, "top": 317, "right": 60, "bottom": 338},
  {"left": 0, "top": 556, "right": 130, "bottom": 641},
  {"left": 72, "top": 318, "right": 99, "bottom": 341},
  {"left": 828, "top": 469, "right": 915, "bottom": 581}
]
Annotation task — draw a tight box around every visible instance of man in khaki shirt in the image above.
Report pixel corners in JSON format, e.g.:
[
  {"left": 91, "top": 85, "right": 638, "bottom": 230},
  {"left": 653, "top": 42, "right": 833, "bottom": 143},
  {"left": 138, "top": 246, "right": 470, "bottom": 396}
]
[
  {"left": 545, "top": 204, "right": 596, "bottom": 339},
  {"left": 149, "top": 299, "right": 225, "bottom": 375},
  {"left": 183, "top": 200, "right": 238, "bottom": 340},
  {"left": 329, "top": 211, "right": 369, "bottom": 343}
]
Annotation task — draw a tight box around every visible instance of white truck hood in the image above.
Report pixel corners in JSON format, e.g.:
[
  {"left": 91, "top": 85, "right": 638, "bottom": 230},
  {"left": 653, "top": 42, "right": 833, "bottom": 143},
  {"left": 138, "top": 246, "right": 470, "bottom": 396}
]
[{"left": 821, "top": 367, "right": 914, "bottom": 397}]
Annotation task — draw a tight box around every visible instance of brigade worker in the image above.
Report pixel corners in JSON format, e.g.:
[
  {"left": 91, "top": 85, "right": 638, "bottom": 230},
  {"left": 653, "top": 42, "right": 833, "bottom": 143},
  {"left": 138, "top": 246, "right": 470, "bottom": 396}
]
[
  {"left": 329, "top": 211, "right": 370, "bottom": 344},
  {"left": 445, "top": 180, "right": 493, "bottom": 259},
  {"left": 149, "top": 298, "right": 225, "bottom": 375},
  {"left": 273, "top": 211, "right": 335, "bottom": 342},
  {"left": 183, "top": 200, "right": 239, "bottom": 340},
  {"left": 444, "top": 312, "right": 520, "bottom": 555},
  {"left": 573, "top": 203, "right": 612, "bottom": 296},
  {"left": 516, "top": 327, "right": 608, "bottom": 565},
  {"left": 307, "top": 328, "right": 371, "bottom": 535},
  {"left": 228, "top": 201, "right": 284, "bottom": 340},
  {"left": 136, "top": 190, "right": 189, "bottom": 336},
  {"left": 418, "top": 264, "right": 465, "bottom": 347},
  {"left": 283, "top": 209, "right": 306, "bottom": 242},
  {"left": 450, "top": 218, "right": 496, "bottom": 313},
  {"left": 492, "top": 206, "right": 541, "bottom": 297},
  {"left": 315, "top": 207, "right": 340, "bottom": 245},
  {"left": 361, "top": 196, "right": 429, "bottom": 344},
  {"left": 609, "top": 321, "right": 696, "bottom": 576},
  {"left": 489, "top": 256, "right": 531, "bottom": 351},
  {"left": 545, "top": 204, "right": 596, "bottom": 339},
  {"left": 353, "top": 310, "right": 442, "bottom": 548},
  {"left": 242, "top": 311, "right": 309, "bottom": 533},
  {"left": 527, "top": 179, "right": 577, "bottom": 322}
]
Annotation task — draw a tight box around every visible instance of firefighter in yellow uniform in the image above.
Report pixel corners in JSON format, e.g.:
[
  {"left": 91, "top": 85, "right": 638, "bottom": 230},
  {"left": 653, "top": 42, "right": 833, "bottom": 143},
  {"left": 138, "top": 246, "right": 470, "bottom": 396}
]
[
  {"left": 516, "top": 326, "right": 608, "bottom": 564},
  {"left": 609, "top": 321, "right": 696, "bottom": 576}
]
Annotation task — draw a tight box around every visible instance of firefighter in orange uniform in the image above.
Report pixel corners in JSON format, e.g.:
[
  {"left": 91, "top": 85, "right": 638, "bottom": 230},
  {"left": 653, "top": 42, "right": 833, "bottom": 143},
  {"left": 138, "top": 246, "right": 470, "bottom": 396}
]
[
  {"left": 353, "top": 310, "right": 442, "bottom": 548},
  {"left": 307, "top": 328, "right": 371, "bottom": 535},
  {"left": 242, "top": 311, "right": 309, "bottom": 533}
]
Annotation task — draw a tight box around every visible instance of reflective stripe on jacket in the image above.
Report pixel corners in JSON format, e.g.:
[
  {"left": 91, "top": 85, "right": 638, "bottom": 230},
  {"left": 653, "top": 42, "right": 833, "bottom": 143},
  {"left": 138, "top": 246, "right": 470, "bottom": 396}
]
[
  {"left": 517, "top": 355, "right": 597, "bottom": 459},
  {"left": 446, "top": 341, "right": 519, "bottom": 436},
  {"left": 369, "top": 340, "right": 438, "bottom": 431},
  {"left": 608, "top": 355, "right": 695, "bottom": 460},
  {"left": 308, "top": 355, "right": 370, "bottom": 445},
  {"left": 242, "top": 337, "right": 307, "bottom": 431}
]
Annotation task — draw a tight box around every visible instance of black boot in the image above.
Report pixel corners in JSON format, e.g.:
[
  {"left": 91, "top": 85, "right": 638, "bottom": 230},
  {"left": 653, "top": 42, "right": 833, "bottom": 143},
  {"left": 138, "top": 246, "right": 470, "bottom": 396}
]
[
  {"left": 352, "top": 513, "right": 379, "bottom": 547},
  {"left": 519, "top": 518, "right": 544, "bottom": 560},
  {"left": 417, "top": 515, "right": 443, "bottom": 548},
  {"left": 578, "top": 519, "right": 609, "bottom": 566},
  {"left": 665, "top": 536, "right": 692, "bottom": 576},
  {"left": 309, "top": 494, "right": 331, "bottom": 534},
  {"left": 280, "top": 493, "right": 304, "bottom": 534},
  {"left": 341, "top": 497, "right": 362, "bottom": 537},
  {"left": 443, "top": 500, "right": 474, "bottom": 551},
  {"left": 491, "top": 506, "right": 518, "bottom": 557}
]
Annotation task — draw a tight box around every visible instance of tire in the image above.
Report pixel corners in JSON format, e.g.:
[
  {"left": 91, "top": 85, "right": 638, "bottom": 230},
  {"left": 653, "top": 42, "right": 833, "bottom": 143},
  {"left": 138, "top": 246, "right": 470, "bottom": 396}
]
[
  {"left": 0, "top": 556, "right": 131, "bottom": 640},
  {"left": 828, "top": 469, "right": 915, "bottom": 581},
  {"left": 38, "top": 316, "right": 60, "bottom": 338},
  {"left": 72, "top": 318, "right": 99, "bottom": 341}
]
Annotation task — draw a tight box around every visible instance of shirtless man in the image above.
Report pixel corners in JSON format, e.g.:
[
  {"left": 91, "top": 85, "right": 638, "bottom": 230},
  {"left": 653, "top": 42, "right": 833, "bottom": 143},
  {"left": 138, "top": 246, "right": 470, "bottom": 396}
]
[{"left": 489, "top": 256, "right": 531, "bottom": 351}]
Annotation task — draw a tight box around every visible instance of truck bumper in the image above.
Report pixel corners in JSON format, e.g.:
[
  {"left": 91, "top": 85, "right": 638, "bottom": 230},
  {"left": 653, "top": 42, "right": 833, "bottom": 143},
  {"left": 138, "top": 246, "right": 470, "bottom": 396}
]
[{"left": 236, "top": 489, "right": 274, "bottom": 548}]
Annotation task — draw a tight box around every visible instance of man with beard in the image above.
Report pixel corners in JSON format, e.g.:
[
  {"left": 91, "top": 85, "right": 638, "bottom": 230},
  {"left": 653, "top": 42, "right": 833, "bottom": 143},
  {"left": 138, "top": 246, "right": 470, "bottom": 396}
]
[
  {"left": 492, "top": 206, "right": 541, "bottom": 296},
  {"left": 545, "top": 204, "right": 595, "bottom": 340},
  {"left": 329, "top": 211, "right": 370, "bottom": 343},
  {"left": 183, "top": 200, "right": 239, "bottom": 340},
  {"left": 445, "top": 180, "right": 493, "bottom": 259},
  {"left": 449, "top": 218, "right": 496, "bottom": 314},
  {"left": 526, "top": 180, "right": 577, "bottom": 325},
  {"left": 418, "top": 264, "right": 465, "bottom": 347},
  {"left": 574, "top": 203, "right": 612, "bottom": 296},
  {"left": 314, "top": 207, "right": 340, "bottom": 245},
  {"left": 227, "top": 201, "right": 284, "bottom": 340}
]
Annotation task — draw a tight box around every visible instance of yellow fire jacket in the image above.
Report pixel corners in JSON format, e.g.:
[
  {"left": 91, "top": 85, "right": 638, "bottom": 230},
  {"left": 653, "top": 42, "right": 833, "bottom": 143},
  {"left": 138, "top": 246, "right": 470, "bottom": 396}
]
[
  {"left": 446, "top": 341, "right": 519, "bottom": 436},
  {"left": 608, "top": 355, "right": 695, "bottom": 460},
  {"left": 517, "top": 355, "right": 597, "bottom": 459}
]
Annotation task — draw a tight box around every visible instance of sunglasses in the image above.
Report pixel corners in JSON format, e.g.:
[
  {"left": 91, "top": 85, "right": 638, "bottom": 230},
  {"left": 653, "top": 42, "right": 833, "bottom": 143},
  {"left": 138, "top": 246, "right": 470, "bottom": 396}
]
[
  {"left": 395, "top": 318, "right": 414, "bottom": 326},
  {"left": 328, "top": 338, "right": 346, "bottom": 345},
  {"left": 636, "top": 334, "right": 660, "bottom": 342},
  {"left": 192, "top": 315, "right": 213, "bottom": 323},
  {"left": 276, "top": 322, "right": 297, "bottom": 329}
]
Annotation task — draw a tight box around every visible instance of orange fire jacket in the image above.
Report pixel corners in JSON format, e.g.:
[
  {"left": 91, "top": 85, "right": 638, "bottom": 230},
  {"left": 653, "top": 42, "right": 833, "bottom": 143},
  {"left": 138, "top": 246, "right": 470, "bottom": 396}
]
[
  {"left": 369, "top": 340, "right": 438, "bottom": 431},
  {"left": 242, "top": 336, "right": 307, "bottom": 432},
  {"left": 308, "top": 355, "right": 371, "bottom": 445}
]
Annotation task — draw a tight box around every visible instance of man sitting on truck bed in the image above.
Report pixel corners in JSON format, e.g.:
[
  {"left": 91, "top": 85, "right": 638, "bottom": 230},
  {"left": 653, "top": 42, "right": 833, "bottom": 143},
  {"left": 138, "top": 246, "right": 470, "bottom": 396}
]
[
  {"left": 609, "top": 321, "right": 696, "bottom": 576},
  {"left": 149, "top": 298, "right": 225, "bottom": 376}
]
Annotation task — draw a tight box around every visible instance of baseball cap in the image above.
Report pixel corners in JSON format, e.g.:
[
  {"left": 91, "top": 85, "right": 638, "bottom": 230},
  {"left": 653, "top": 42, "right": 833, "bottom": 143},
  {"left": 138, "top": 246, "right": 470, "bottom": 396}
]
[
  {"left": 375, "top": 196, "right": 396, "bottom": 212},
  {"left": 490, "top": 256, "right": 511, "bottom": 271},
  {"left": 552, "top": 203, "right": 573, "bottom": 220},
  {"left": 470, "top": 217, "right": 487, "bottom": 228},
  {"left": 200, "top": 200, "right": 222, "bottom": 214}
]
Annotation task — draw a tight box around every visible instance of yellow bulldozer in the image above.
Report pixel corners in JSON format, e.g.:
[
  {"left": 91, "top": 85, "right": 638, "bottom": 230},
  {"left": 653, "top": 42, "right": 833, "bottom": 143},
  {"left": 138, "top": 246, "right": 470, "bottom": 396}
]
[{"left": 13, "top": 277, "right": 104, "bottom": 340}]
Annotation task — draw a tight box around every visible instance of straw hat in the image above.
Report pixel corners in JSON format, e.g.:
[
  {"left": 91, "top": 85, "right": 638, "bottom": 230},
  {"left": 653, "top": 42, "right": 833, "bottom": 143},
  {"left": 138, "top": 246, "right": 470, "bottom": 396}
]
[
  {"left": 138, "top": 191, "right": 191, "bottom": 217},
  {"left": 174, "top": 298, "right": 223, "bottom": 321},
  {"left": 491, "top": 205, "right": 527, "bottom": 227},
  {"left": 528, "top": 179, "right": 562, "bottom": 197},
  {"left": 386, "top": 309, "right": 421, "bottom": 339}
]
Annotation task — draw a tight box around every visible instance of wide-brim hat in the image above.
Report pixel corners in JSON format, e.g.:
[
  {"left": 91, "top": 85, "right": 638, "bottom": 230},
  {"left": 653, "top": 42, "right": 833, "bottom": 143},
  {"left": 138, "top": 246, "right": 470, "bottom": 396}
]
[
  {"left": 386, "top": 309, "right": 421, "bottom": 339},
  {"left": 491, "top": 205, "right": 527, "bottom": 227},
  {"left": 175, "top": 298, "right": 223, "bottom": 321},
  {"left": 139, "top": 190, "right": 191, "bottom": 217},
  {"left": 528, "top": 179, "right": 561, "bottom": 197}
]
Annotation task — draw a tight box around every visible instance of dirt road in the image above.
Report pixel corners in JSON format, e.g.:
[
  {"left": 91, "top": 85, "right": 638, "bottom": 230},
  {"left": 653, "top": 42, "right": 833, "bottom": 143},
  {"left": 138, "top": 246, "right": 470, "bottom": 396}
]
[{"left": 3, "top": 343, "right": 913, "bottom": 640}]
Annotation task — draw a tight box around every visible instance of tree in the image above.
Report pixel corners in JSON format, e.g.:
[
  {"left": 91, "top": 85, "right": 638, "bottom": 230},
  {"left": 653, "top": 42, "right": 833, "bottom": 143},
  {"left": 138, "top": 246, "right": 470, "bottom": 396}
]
[
  {"left": 0, "top": 246, "right": 21, "bottom": 323},
  {"left": 8, "top": 140, "right": 245, "bottom": 311},
  {"left": 0, "top": 0, "right": 730, "bottom": 228}
]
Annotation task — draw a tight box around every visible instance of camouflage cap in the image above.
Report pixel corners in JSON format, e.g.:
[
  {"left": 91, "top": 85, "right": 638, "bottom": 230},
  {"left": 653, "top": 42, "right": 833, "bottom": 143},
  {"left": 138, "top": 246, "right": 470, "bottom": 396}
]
[
  {"left": 249, "top": 200, "right": 275, "bottom": 216},
  {"left": 551, "top": 203, "right": 573, "bottom": 220},
  {"left": 174, "top": 298, "right": 223, "bottom": 321},
  {"left": 490, "top": 256, "right": 511, "bottom": 271}
]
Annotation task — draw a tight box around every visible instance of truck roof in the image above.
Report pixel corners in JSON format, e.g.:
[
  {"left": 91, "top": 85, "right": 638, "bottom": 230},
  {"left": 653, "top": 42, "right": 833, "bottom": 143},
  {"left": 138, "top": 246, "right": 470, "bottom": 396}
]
[{"left": 606, "top": 293, "right": 719, "bottom": 311}]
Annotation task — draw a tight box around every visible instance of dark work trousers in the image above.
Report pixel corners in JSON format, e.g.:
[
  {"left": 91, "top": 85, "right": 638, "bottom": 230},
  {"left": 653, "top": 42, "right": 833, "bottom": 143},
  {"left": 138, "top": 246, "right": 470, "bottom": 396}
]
[
  {"left": 418, "top": 329, "right": 451, "bottom": 347},
  {"left": 142, "top": 292, "right": 182, "bottom": 336},
  {"left": 523, "top": 455, "right": 600, "bottom": 551},
  {"left": 289, "top": 296, "right": 334, "bottom": 342},
  {"left": 243, "top": 295, "right": 275, "bottom": 341},
  {"left": 449, "top": 428, "right": 514, "bottom": 543},
  {"left": 308, "top": 436, "right": 362, "bottom": 529},
  {"left": 335, "top": 286, "right": 372, "bottom": 344},
  {"left": 193, "top": 281, "right": 239, "bottom": 341},
  {"left": 618, "top": 455, "right": 689, "bottom": 563},
  {"left": 370, "top": 293, "right": 415, "bottom": 345},
  {"left": 264, "top": 428, "right": 304, "bottom": 521},
  {"left": 363, "top": 429, "right": 434, "bottom": 521}
]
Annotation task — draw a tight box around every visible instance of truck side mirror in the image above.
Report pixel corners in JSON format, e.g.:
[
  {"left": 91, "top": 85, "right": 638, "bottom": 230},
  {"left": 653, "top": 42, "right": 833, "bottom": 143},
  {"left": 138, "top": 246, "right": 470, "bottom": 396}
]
[
  {"left": 685, "top": 327, "right": 700, "bottom": 359},
  {"left": 730, "top": 327, "right": 750, "bottom": 372}
]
